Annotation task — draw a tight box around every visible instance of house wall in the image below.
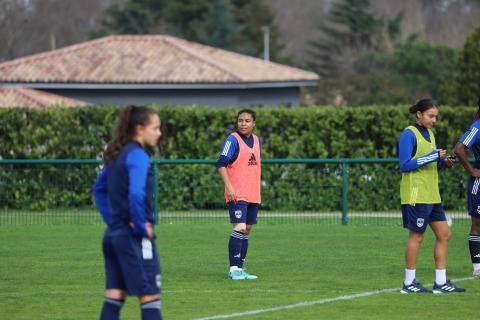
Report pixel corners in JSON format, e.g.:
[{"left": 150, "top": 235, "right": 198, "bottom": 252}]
[{"left": 44, "top": 87, "right": 301, "bottom": 107}]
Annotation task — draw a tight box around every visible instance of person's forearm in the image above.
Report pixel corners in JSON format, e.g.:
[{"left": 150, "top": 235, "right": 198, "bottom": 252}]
[
  {"left": 218, "top": 167, "right": 232, "bottom": 188},
  {"left": 454, "top": 142, "right": 474, "bottom": 175}
]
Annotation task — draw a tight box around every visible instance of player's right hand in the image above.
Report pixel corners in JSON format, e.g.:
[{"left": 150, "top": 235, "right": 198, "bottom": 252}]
[
  {"left": 444, "top": 155, "right": 456, "bottom": 168},
  {"left": 438, "top": 149, "right": 447, "bottom": 157},
  {"left": 226, "top": 185, "right": 237, "bottom": 203},
  {"left": 145, "top": 222, "right": 154, "bottom": 239}
]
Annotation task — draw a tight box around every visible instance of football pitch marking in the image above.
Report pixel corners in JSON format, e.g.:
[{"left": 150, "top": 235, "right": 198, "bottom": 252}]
[{"left": 193, "top": 277, "right": 474, "bottom": 320}]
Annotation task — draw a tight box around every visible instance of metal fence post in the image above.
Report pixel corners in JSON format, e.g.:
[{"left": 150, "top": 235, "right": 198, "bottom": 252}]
[{"left": 341, "top": 160, "right": 348, "bottom": 225}]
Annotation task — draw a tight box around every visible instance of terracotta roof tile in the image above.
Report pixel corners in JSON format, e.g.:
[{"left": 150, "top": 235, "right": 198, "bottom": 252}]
[
  {"left": 0, "top": 88, "right": 89, "bottom": 109},
  {"left": 0, "top": 35, "right": 319, "bottom": 84}
]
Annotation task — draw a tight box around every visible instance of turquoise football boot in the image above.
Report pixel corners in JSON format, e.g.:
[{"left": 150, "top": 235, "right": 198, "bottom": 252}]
[
  {"left": 240, "top": 269, "right": 258, "bottom": 280},
  {"left": 228, "top": 270, "right": 246, "bottom": 280}
]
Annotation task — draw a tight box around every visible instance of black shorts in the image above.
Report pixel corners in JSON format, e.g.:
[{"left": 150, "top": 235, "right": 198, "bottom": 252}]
[
  {"left": 228, "top": 201, "right": 258, "bottom": 225},
  {"left": 103, "top": 230, "right": 161, "bottom": 296},
  {"left": 467, "top": 177, "right": 480, "bottom": 218},
  {"left": 401, "top": 204, "right": 446, "bottom": 233}
]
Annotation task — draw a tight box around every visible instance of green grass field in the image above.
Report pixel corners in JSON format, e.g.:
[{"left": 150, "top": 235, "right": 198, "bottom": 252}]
[{"left": 0, "top": 220, "right": 478, "bottom": 319}]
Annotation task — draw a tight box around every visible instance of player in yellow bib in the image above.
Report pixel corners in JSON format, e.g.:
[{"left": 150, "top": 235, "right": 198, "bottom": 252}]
[{"left": 398, "top": 99, "right": 464, "bottom": 294}]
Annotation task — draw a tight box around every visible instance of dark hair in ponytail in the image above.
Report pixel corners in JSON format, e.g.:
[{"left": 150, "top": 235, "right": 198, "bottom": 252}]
[
  {"left": 103, "top": 105, "right": 155, "bottom": 163},
  {"left": 409, "top": 99, "right": 437, "bottom": 115}
]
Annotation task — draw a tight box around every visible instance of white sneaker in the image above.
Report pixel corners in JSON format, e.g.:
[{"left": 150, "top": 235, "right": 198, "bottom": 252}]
[{"left": 473, "top": 269, "right": 480, "bottom": 278}]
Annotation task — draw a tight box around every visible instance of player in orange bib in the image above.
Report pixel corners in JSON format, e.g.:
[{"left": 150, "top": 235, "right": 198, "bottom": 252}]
[{"left": 216, "top": 109, "right": 261, "bottom": 280}]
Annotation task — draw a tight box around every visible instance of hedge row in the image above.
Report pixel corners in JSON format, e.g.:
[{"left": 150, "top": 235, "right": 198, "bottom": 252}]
[
  {"left": 0, "top": 162, "right": 467, "bottom": 212},
  {"left": 1, "top": 105, "right": 477, "bottom": 160},
  {"left": 0, "top": 105, "right": 475, "bottom": 211}
]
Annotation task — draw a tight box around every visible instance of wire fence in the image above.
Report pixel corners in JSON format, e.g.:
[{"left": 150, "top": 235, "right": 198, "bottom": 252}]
[{"left": 0, "top": 159, "right": 471, "bottom": 226}]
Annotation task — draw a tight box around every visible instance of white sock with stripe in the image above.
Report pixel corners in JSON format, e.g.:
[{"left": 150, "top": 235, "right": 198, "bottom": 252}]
[
  {"left": 435, "top": 269, "right": 446, "bottom": 285},
  {"left": 404, "top": 269, "right": 416, "bottom": 286}
]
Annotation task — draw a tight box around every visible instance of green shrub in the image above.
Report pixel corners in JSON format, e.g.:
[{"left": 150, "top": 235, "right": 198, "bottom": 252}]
[{"left": 0, "top": 105, "right": 475, "bottom": 211}]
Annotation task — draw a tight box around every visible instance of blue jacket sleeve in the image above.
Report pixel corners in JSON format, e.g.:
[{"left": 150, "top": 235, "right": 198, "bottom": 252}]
[
  {"left": 458, "top": 121, "right": 480, "bottom": 148},
  {"left": 399, "top": 129, "right": 439, "bottom": 172},
  {"left": 216, "top": 136, "right": 238, "bottom": 169},
  {"left": 258, "top": 136, "right": 262, "bottom": 157},
  {"left": 93, "top": 166, "right": 112, "bottom": 225},
  {"left": 126, "top": 149, "right": 150, "bottom": 237}
]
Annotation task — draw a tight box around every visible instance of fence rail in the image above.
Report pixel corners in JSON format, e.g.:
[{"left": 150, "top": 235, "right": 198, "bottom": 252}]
[{"left": 0, "top": 158, "right": 469, "bottom": 226}]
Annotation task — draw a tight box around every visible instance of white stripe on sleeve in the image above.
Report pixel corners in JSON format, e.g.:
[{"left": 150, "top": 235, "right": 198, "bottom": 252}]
[
  {"left": 221, "top": 141, "right": 231, "bottom": 156},
  {"left": 416, "top": 153, "right": 438, "bottom": 165},
  {"left": 463, "top": 127, "right": 478, "bottom": 147}
]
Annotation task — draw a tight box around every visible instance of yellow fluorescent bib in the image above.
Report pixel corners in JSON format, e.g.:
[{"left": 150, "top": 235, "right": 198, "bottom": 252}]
[{"left": 400, "top": 126, "right": 441, "bottom": 204}]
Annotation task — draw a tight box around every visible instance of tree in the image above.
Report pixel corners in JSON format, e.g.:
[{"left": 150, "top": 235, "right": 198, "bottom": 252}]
[
  {"left": 308, "top": 0, "right": 410, "bottom": 78},
  {"left": 351, "top": 42, "right": 457, "bottom": 105},
  {"left": 0, "top": 0, "right": 29, "bottom": 62},
  {"left": 94, "top": 0, "right": 286, "bottom": 62},
  {"left": 0, "top": 0, "right": 107, "bottom": 62},
  {"left": 230, "top": 0, "right": 285, "bottom": 61},
  {"left": 308, "top": 40, "right": 457, "bottom": 106},
  {"left": 92, "top": 0, "right": 169, "bottom": 37},
  {"left": 306, "top": 0, "right": 423, "bottom": 105},
  {"left": 440, "top": 26, "right": 480, "bottom": 106},
  {"left": 195, "top": 0, "right": 242, "bottom": 51},
  {"left": 161, "top": 0, "right": 212, "bottom": 40}
]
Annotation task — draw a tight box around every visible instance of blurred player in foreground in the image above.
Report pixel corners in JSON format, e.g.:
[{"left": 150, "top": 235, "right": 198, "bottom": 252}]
[{"left": 93, "top": 105, "right": 163, "bottom": 319}]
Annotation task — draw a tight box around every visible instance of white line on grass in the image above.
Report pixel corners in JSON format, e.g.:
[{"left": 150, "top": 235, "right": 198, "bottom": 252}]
[
  {"left": 193, "top": 277, "right": 474, "bottom": 320},
  {"left": 166, "top": 289, "right": 336, "bottom": 294}
]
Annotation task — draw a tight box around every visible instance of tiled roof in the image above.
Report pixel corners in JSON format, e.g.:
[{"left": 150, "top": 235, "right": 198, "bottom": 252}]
[
  {"left": 0, "top": 88, "right": 89, "bottom": 108},
  {"left": 0, "top": 35, "right": 319, "bottom": 84}
]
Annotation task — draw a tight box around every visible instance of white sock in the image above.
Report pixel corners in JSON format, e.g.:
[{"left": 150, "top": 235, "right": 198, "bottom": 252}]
[
  {"left": 473, "top": 263, "right": 480, "bottom": 272},
  {"left": 404, "top": 269, "right": 416, "bottom": 286},
  {"left": 435, "top": 269, "right": 446, "bottom": 285},
  {"left": 229, "top": 266, "right": 239, "bottom": 273}
]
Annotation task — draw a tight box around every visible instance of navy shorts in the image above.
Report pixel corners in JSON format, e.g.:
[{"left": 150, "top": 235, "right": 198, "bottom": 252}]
[
  {"left": 401, "top": 204, "right": 446, "bottom": 233},
  {"left": 467, "top": 177, "right": 480, "bottom": 218},
  {"left": 102, "top": 230, "right": 161, "bottom": 296},
  {"left": 228, "top": 201, "right": 259, "bottom": 225}
]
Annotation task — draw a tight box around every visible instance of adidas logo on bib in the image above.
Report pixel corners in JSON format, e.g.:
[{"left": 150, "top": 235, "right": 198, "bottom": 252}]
[{"left": 248, "top": 153, "right": 257, "bottom": 166}]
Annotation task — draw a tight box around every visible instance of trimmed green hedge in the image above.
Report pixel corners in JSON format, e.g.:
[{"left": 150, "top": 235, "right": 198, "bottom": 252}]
[
  {"left": 0, "top": 105, "right": 475, "bottom": 211},
  {"left": 0, "top": 105, "right": 476, "bottom": 159}
]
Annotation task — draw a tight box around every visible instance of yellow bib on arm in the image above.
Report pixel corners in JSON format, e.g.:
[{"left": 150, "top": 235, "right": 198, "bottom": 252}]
[{"left": 400, "top": 126, "right": 441, "bottom": 204}]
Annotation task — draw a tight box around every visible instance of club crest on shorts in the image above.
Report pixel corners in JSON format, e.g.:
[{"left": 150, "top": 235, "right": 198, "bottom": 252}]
[
  {"left": 235, "top": 210, "right": 242, "bottom": 219},
  {"left": 416, "top": 218, "right": 424, "bottom": 227}
]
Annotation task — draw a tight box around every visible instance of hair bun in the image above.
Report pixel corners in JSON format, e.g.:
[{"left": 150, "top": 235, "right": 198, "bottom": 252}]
[{"left": 409, "top": 99, "right": 436, "bottom": 114}]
